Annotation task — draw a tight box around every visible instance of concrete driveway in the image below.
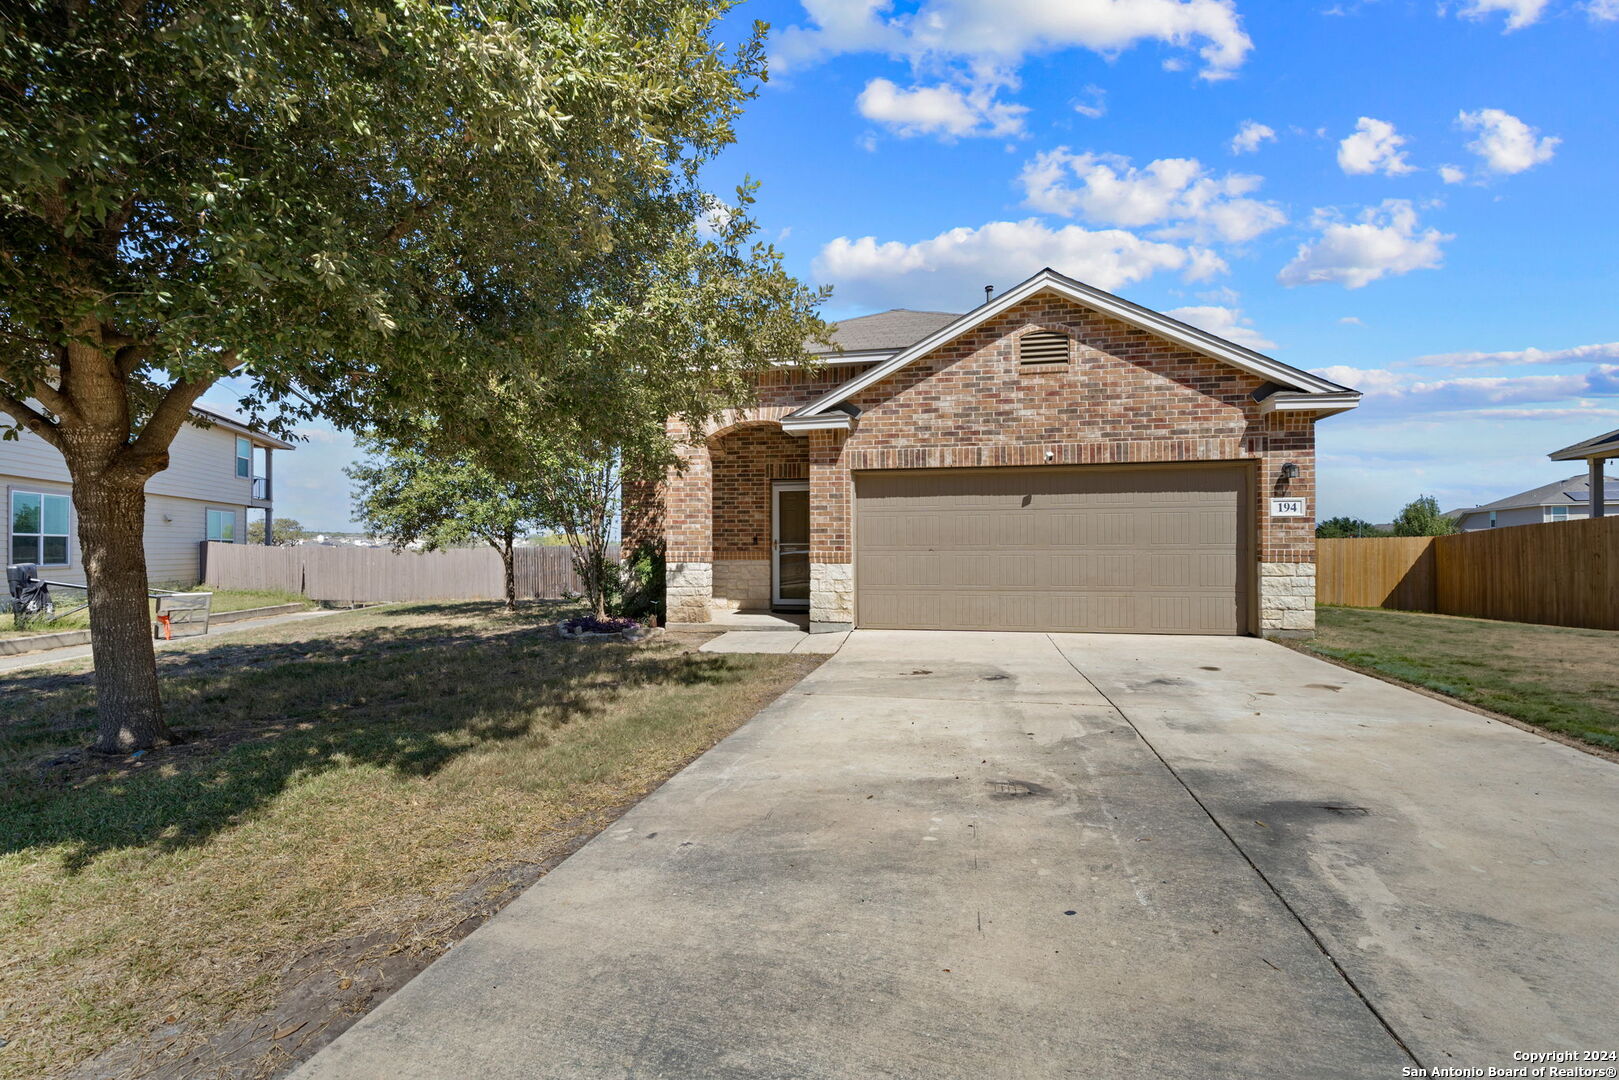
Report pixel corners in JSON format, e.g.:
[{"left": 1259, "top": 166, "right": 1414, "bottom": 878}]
[{"left": 295, "top": 631, "right": 1619, "bottom": 1080}]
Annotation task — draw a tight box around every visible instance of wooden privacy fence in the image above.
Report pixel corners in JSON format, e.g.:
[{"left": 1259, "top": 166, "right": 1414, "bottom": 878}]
[
  {"left": 200, "top": 542, "right": 616, "bottom": 604},
  {"left": 1318, "top": 516, "right": 1619, "bottom": 631}
]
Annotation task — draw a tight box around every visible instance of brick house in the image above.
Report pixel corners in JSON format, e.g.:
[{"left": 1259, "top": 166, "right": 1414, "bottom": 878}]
[{"left": 629, "top": 268, "right": 1359, "bottom": 638}]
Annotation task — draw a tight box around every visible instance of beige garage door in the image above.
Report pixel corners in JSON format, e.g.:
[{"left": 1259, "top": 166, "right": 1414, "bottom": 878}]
[{"left": 855, "top": 464, "right": 1250, "bottom": 634}]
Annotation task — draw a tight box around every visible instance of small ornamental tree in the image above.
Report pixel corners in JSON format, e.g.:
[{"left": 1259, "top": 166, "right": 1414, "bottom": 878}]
[
  {"left": 1391, "top": 495, "right": 1459, "bottom": 537},
  {"left": 246, "top": 517, "right": 308, "bottom": 546},
  {"left": 0, "top": 0, "right": 773, "bottom": 751},
  {"left": 347, "top": 441, "right": 545, "bottom": 611}
]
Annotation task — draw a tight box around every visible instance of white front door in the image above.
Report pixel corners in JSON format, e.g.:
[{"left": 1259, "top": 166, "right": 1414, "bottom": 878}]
[{"left": 772, "top": 481, "right": 810, "bottom": 609}]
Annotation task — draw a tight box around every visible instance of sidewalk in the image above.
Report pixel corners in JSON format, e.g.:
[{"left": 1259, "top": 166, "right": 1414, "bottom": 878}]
[{"left": 0, "top": 608, "right": 341, "bottom": 677}]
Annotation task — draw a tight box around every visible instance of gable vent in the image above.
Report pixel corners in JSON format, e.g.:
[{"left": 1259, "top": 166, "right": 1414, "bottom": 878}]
[{"left": 1019, "top": 330, "right": 1070, "bottom": 365}]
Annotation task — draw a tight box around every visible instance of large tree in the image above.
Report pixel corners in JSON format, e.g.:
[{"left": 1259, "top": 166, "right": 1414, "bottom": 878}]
[{"left": 0, "top": 0, "right": 770, "bottom": 751}]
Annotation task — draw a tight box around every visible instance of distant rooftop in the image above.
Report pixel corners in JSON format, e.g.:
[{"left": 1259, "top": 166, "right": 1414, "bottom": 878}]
[
  {"left": 807, "top": 308, "right": 961, "bottom": 356},
  {"left": 1454, "top": 474, "right": 1619, "bottom": 515}
]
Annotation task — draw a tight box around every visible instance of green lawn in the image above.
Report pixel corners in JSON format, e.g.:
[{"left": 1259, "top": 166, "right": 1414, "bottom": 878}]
[
  {"left": 1, "top": 585, "right": 311, "bottom": 640},
  {"left": 1304, "top": 605, "right": 1619, "bottom": 751},
  {"left": 0, "top": 601, "right": 820, "bottom": 1079}
]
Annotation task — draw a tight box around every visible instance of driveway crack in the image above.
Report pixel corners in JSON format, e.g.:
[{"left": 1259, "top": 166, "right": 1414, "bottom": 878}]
[{"left": 1044, "top": 634, "right": 1425, "bottom": 1072}]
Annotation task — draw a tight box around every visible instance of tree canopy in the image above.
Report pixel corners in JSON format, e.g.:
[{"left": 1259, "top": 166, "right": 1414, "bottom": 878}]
[
  {"left": 348, "top": 438, "right": 550, "bottom": 609},
  {"left": 1316, "top": 516, "right": 1387, "bottom": 539},
  {"left": 246, "top": 517, "right": 309, "bottom": 546},
  {"left": 0, "top": 0, "right": 818, "bottom": 751},
  {"left": 1391, "top": 495, "right": 1459, "bottom": 537}
]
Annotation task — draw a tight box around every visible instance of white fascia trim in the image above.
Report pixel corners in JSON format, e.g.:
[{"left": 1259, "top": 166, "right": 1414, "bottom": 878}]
[
  {"left": 779, "top": 414, "right": 853, "bottom": 436},
  {"left": 1258, "top": 390, "right": 1362, "bottom": 417},
  {"left": 788, "top": 268, "right": 1348, "bottom": 419}
]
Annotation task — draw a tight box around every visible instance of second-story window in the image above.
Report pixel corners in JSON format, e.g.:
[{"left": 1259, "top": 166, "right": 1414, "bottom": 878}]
[{"left": 235, "top": 436, "right": 251, "bottom": 479}]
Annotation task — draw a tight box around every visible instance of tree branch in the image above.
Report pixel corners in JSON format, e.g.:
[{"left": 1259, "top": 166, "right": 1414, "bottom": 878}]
[
  {"left": 0, "top": 391, "right": 64, "bottom": 449},
  {"left": 123, "top": 367, "right": 220, "bottom": 466}
]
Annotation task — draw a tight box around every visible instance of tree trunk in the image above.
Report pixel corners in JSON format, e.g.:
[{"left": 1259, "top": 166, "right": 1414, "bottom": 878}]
[
  {"left": 501, "top": 539, "right": 516, "bottom": 613},
  {"left": 72, "top": 468, "right": 173, "bottom": 753}
]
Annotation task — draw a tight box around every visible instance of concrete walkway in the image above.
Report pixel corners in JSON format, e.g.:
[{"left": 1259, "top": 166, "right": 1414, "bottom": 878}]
[
  {"left": 293, "top": 630, "right": 1619, "bottom": 1080},
  {"left": 0, "top": 608, "right": 341, "bottom": 676},
  {"left": 699, "top": 628, "right": 848, "bottom": 654}
]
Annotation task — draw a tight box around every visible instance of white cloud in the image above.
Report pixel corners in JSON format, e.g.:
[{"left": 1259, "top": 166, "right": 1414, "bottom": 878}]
[
  {"left": 1166, "top": 305, "right": 1277, "bottom": 350},
  {"left": 1450, "top": 0, "right": 1550, "bottom": 31},
  {"left": 1591, "top": 0, "right": 1619, "bottom": 19},
  {"left": 1278, "top": 200, "right": 1451, "bottom": 289},
  {"left": 856, "top": 77, "right": 1027, "bottom": 139},
  {"left": 1457, "top": 108, "right": 1559, "bottom": 174},
  {"left": 1309, "top": 363, "right": 1619, "bottom": 408},
  {"left": 1339, "top": 316, "right": 1364, "bottom": 325},
  {"left": 1337, "top": 117, "right": 1416, "bottom": 176},
  {"left": 1019, "top": 149, "right": 1287, "bottom": 244},
  {"left": 1439, "top": 164, "right": 1468, "bottom": 184},
  {"left": 1072, "top": 85, "right": 1108, "bottom": 119},
  {"left": 814, "top": 218, "right": 1225, "bottom": 310},
  {"left": 1409, "top": 341, "right": 1619, "bottom": 369},
  {"left": 1229, "top": 120, "right": 1276, "bottom": 154},
  {"left": 775, "top": 0, "right": 1254, "bottom": 81}
]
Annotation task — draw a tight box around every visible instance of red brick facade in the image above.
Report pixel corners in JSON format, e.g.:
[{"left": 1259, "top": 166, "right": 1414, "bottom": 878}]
[
  {"left": 651, "top": 290, "right": 1329, "bottom": 631},
  {"left": 710, "top": 424, "right": 809, "bottom": 560}
]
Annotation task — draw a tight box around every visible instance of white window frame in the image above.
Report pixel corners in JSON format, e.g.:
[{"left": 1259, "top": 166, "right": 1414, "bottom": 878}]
[
  {"left": 1546, "top": 506, "right": 1583, "bottom": 522},
  {"left": 235, "top": 436, "right": 252, "bottom": 480},
  {"left": 206, "top": 508, "right": 237, "bottom": 543},
  {"left": 10, "top": 489, "right": 72, "bottom": 567}
]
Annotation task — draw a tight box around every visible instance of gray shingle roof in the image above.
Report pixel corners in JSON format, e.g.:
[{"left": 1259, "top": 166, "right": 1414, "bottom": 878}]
[
  {"left": 807, "top": 309, "right": 962, "bottom": 355},
  {"left": 1455, "top": 474, "right": 1619, "bottom": 514}
]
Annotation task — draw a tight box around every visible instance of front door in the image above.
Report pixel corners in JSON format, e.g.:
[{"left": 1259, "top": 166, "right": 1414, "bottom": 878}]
[{"left": 773, "top": 481, "right": 810, "bottom": 610}]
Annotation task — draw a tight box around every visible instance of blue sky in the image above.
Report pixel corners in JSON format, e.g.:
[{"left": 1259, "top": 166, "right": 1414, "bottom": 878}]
[{"left": 236, "top": 0, "right": 1618, "bottom": 528}]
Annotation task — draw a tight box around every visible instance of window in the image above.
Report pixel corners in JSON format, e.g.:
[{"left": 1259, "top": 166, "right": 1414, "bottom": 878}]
[
  {"left": 206, "top": 509, "right": 236, "bottom": 543},
  {"left": 1489, "top": 511, "right": 1497, "bottom": 528},
  {"left": 1019, "top": 330, "right": 1070, "bottom": 366},
  {"left": 1546, "top": 506, "right": 1585, "bottom": 522},
  {"left": 11, "top": 491, "right": 70, "bottom": 566},
  {"left": 235, "top": 436, "right": 252, "bottom": 479}
]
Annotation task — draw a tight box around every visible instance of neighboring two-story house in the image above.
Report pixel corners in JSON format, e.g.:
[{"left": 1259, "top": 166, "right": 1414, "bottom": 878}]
[
  {"left": 3, "top": 405, "right": 292, "bottom": 587},
  {"left": 1449, "top": 474, "right": 1619, "bottom": 531}
]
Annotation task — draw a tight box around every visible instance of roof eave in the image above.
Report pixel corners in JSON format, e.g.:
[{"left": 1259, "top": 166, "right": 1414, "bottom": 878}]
[
  {"left": 1548, "top": 434, "right": 1619, "bottom": 461},
  {"left": 779, "top": 414, "right": 853, "bottom": 436},
  {"left": 1257, "top": 391, "right": 1363, "bottom": 417},
  {"left": 190, "top": 408, "right": 296, "bottom": 450},
  {"left": 792, "top": 268, "right": 1348, "bottom": 418}
]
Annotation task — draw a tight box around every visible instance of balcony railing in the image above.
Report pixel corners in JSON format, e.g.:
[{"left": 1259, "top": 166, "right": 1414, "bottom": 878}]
[{"left": 251, "top": 476, "right": 269, "bottom": 501}]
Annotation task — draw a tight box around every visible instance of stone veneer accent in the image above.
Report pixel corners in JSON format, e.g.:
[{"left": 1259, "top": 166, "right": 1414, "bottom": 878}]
[
  {"left": 712, "top": 559, "right": 770, "bottom": 612},
  {"left": 809, "top": 562, "right": 854, "bottom": 631},
  {"left": 1258, "top": 562, "right": 1316, "bottom": 637},
  {"left": 649, "top": 291, "right": 1334, "bottom": 632},
  {"left": 666, "top": 561, "right": 713, "bottom": 624}
]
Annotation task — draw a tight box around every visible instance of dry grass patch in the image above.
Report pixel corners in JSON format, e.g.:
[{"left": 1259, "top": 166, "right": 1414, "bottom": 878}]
[
  {"left": 0, "top": 601, "right": 820, "bottom": 1079},
  {"left": 1304, "top": 605, "right": 1619, "bottom": 751}
]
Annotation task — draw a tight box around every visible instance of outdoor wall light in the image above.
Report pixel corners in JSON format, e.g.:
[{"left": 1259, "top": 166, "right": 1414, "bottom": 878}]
[{"left": 1280, "top": 462, "right": 1300, "bottom": 480}]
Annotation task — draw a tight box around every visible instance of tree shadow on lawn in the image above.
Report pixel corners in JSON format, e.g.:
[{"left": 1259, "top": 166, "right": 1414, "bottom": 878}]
[{"left": 0, "top": 611, "right": 744, "bottom": 873}]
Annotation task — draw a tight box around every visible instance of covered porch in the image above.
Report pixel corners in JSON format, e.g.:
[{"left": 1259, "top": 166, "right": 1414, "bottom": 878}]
[
  {"left": 655, "top": 419, "right": 853, "bottom": 633},
  {"left": 1549, "top": 427, "right": 1619, "bottom": 516}
]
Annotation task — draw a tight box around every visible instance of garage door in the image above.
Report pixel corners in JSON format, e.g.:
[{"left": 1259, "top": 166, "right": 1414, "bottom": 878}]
[{"left": 855, "top": 464, "right": 1249, "bottom": 634}]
